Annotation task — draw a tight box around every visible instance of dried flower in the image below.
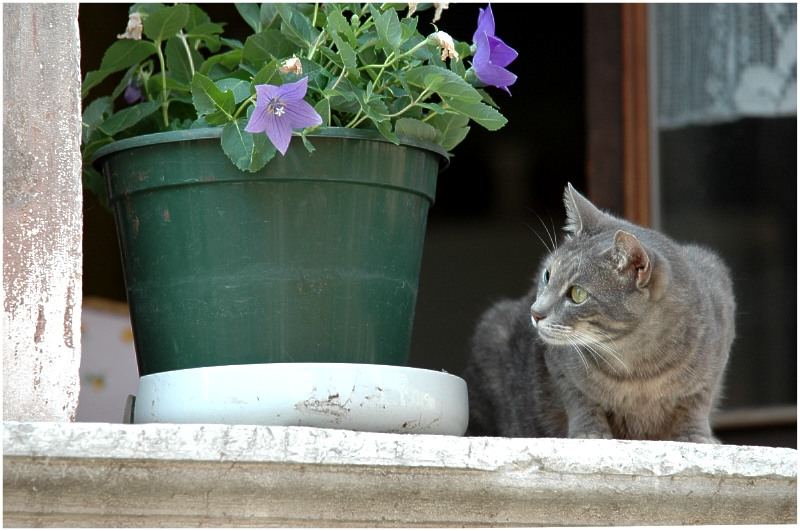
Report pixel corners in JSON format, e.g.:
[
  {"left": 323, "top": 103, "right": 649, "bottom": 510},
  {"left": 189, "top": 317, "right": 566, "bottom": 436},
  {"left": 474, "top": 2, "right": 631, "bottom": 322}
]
[
  {"left": 429, "top": 31, "right": 459, "bottom": 62},
  {"left": 432, "top": 2, "right": 450, "bottom": 24},
  {"left": 117, "top": 12, "right": 143, "bottom": 40},
  {"left": 279, "top": 56, "right": 303, "bottom": 76},
  {"left": 245, "top": 77, "right": 323, "bottom": 156},
  {"left": 472, "top": 4, "right": 518, "bottom": 95}
]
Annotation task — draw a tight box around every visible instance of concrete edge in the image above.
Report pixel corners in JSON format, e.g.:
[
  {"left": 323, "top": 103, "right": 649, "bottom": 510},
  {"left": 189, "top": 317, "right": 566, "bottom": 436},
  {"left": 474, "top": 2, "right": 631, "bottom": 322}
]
[
  {"left": 3, "top": 422, "right": 797, "bottom": 526},
  {"left": 4, "top": 421, "right": 796, "bottom": 477}
]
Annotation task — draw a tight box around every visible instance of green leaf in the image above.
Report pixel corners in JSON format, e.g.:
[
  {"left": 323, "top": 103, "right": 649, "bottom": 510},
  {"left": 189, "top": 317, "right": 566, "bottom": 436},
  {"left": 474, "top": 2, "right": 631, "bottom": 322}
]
[
  {"left": 83, "top": 40, "right": 156, "bottom": 97},
  {"left": 146, "top": 73, "right": 190, "bottom": 97},
  {"left": 278, "top": 8, "right": 319, "bottom": 48},
  {"left": 243, "top": 30, "right": 295, "bottom": 65},
  {"left": 406, "top": 66, "right": 483, "bottom": 103},
  {"left": 191, "top": 72, "right": 235, "bottom": 124},
  {"left": 185, "top": 4, "right": 210, "bottom": 29},
  {"left": 428, "top": 113, "right": 471, "bottom": 151},
  {"left": 252, "top": 60, "right": 279, "bottom": 86},
  {"left": 97, "top": 100, "right": 160, "bottom": 136},
  {"left": 215, "top": 78, "right": 250, "bottom": 104},
  {"left": 99, "top": 39, "right": 157, "bottom": 72},
  {"left": 314, "top": 98, "right": 331, "bottom": 126},
  {"left": 129, "top": 3, "right": 164, "bottom": 17},
  {"left": 331, "top": 32, "right": 357, "bottom": 71},
  {"left": 445, "top": 98, "right": 508, "bottom": 131},
  {"left": 165, "top": 36, "right": 201, "bottom": 85},
  {"left": 235, "top": 3, "right": 262, "bottom": 33},
  {"left": 370, "top": 5, "right": 402, "bottom": 51},
  {"left": 82, "top": 97, "right": 113, "bottom": 144},
  {"left": 395, "top": 118, "right": 438, "bottom": 144},
  {"left": 260, "top": 4, "right": 281, "bottom": 28},
  {"left": 325, "top": 9, "right": 354, "bottom": 43},
  {"left": 82, "top": 165, "right": 111, "bottom": 210},
  {"left": 478, "top": 88, "right": 500, "bottom": 109},
  {"left": 143, "top": 4, "right": 190, "bottom": 42},
  {"left": 221, "top": 119, "right": 277, "bottom": 172},
  {"left": 198, "top": 49, "right": 242, "bottom": 76},
  {"left": 375, "top": 119, "right": 399, "bottom": 144}
]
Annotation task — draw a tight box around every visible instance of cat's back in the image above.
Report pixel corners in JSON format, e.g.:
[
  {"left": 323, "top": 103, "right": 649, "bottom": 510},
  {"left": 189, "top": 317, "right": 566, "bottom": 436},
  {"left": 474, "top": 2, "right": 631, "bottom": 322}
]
[
  {"left": 464, "top": 293, "right": 552, "bottom": 436},
  {"left": 679, "top": 242, "right": 736, "bottom": 346}
]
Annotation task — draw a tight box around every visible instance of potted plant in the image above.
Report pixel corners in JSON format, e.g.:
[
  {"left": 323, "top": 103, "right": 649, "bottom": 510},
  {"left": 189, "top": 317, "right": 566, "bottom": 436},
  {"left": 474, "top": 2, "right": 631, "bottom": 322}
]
[{"left": 83, "top": 2, "right": 517, "bottom": 434}]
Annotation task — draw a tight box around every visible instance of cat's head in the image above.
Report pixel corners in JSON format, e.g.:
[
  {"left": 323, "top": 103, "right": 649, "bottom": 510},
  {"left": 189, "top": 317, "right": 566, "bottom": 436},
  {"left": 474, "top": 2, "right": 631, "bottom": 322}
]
[{"left": 530, "top": 184, "right": 671, "bottom": 366}]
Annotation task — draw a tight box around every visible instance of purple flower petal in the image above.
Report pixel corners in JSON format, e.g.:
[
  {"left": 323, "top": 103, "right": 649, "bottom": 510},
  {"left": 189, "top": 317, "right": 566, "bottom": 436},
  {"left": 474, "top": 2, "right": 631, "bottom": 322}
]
[
  {"left": 472, "top": 5, "right": 495, "bottom": 42},
  {"left": 487, "top": 35, "right": 518, "bottom": 68},
  {"left": 124, "top": 81, "right": 143, "bottom": 104},
  {"left": 244, "top": 99, "right": 269, "bottom": 133},
  {"left": 263, "top": 110, "right": 293, "bottom": 155},
  {"left": 472, "top": 5, "right": 518, "bottom": 93},
  {"left": 274, "top": 76, "right": 309, "bottom": 102},
  {"left": 284, "top": 99, "right": 323, "bottom": 130},
  {"left": 245, "top": 76, "right": 322, "bottom": 155}
]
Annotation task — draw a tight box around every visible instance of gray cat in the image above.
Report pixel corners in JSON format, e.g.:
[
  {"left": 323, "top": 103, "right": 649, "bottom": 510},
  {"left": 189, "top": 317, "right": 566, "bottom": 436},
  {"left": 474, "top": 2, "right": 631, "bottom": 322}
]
[{"left": 463, "top": 184, "right": 735, "bottom": 443}]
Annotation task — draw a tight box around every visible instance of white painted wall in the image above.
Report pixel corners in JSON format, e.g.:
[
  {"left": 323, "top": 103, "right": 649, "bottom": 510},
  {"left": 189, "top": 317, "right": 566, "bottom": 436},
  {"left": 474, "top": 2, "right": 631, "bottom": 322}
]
[{"left": 3, "top": 4, "right": 82, "bottom": 421}]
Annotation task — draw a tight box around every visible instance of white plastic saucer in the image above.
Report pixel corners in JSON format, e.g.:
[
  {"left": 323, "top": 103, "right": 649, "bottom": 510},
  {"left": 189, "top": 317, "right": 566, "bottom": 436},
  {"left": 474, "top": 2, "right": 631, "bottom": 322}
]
[{"left": 133, "top": 363, "right": 469, "bottom": 435}]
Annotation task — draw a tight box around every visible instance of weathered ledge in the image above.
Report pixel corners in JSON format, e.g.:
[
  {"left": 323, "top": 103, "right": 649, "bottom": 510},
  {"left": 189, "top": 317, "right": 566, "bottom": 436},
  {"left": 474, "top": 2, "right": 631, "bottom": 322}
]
[{"left": 3, "top": 421, "right": 796, "bottom": 527}]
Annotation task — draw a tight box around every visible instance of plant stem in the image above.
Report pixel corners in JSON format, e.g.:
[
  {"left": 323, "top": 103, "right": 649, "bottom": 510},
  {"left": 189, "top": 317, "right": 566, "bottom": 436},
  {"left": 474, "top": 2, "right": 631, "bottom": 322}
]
[
  {"left": 178, "top": 31, "right": 195, "bottom": 78},
  {"left": 345, "top": 109, "right": 363, "bottom": 128},
  {"left": 383, "top": 88, "right": 431, "bottom": 118},
  {"left": 154, "top": 41, "right": 169, "bottom": 127},
  {"left": 307, "top": 29, "right": 326, "bottom": 61},
  {"left": 331, "top": 66, "right": 348, "bottom": 91},
  {"left": 233, "top": 96, "right": 257, "bottom": 120}
]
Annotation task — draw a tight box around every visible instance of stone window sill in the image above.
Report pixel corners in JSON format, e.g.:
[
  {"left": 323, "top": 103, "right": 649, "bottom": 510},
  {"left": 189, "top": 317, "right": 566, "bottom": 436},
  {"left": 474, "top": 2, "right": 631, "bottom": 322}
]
[{"left": 3, "top": 421, "right": 796, "bottom": 527}]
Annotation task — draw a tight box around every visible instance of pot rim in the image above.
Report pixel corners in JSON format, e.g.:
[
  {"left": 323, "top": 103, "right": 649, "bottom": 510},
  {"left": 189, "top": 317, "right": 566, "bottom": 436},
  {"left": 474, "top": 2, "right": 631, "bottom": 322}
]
[{"left": 92, "top": 126, "right": 450, "bottom": 168}]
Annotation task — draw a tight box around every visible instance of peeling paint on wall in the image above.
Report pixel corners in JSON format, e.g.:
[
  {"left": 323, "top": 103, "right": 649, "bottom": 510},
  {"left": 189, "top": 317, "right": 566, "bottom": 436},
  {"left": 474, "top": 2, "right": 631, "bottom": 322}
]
[{"left": 3, "top": 3, "right": 82, "bottom": 421}]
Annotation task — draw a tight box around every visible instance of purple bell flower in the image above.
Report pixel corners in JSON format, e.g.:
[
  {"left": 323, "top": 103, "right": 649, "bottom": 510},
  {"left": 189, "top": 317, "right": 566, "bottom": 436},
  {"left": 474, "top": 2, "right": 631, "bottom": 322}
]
[
  {"left": 123, "top": 79, "right": 143, "bottom": 104},
  {"left": 472, "top": 4, "right": 518, "bottom": 95},
  {"left": 244, "top": 76, "right": 322, "bottom": 155}
]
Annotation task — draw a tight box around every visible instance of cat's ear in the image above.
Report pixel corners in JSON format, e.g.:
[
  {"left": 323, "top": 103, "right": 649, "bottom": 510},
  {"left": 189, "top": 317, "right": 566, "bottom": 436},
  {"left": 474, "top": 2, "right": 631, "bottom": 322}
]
[
  {"left": 613, "top": 230, "right": 668, "bottom": 300},
  {"left": 563, "top": 183, "right": 608, "bottom": 236}
]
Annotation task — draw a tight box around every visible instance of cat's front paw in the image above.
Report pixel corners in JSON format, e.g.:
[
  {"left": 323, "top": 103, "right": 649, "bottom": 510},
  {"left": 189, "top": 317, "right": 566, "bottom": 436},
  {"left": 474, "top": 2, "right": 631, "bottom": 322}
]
[{"left": 569, "top": 430, "right": 613, "bottom": 440}]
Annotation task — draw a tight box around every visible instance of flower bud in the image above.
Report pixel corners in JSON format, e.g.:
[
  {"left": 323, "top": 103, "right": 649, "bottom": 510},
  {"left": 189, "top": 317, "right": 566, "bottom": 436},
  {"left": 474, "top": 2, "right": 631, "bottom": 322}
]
[{"left": 117, "top": 12, "right": 143, "bottom": 40}]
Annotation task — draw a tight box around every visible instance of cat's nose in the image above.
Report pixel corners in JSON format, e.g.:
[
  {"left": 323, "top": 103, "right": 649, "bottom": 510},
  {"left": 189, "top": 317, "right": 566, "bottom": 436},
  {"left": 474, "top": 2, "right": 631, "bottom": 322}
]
[{"left": 531, "top": 309, "right": 546, "bottom": 326}]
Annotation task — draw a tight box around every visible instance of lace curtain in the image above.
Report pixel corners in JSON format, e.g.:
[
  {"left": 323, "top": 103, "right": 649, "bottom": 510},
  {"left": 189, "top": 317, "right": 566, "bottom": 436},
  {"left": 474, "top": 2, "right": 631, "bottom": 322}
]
[{"left": 653, "top": 3, "right": 796, "bottom": 130}]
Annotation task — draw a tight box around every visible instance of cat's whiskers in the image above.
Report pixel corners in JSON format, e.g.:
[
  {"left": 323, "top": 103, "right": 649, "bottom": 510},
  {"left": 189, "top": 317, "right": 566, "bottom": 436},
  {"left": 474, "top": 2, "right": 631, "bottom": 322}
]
[
  {"left": 572, "top": 329, "right": 631, "bottom": 376},
  {"left": 525, "top": 222, "right": 556, "bottom": 254},
  {"left": 544, "top": 322, "right": 630, "bottom": 376},
  {"left": 536, "top": 213, "right": 558, "bottom": 252},
  {"left": 580, "top": 329, "right": 630, "bottom": 370},
  {"left": 565, "top": 336, "right": 590, "bottom": 374}
]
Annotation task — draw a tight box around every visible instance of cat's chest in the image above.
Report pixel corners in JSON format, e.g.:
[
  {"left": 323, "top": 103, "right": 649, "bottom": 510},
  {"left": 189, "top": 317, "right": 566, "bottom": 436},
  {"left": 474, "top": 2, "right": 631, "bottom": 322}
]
[{"left": 577, "top": 364, "right": 687, "bottom": 414}]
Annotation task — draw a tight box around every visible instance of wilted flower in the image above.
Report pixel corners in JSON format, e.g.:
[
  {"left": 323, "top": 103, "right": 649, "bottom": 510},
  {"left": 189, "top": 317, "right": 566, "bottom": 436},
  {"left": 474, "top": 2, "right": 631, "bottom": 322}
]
[
  {"left": 117, "top": 12, "right": 143, "bottom": 40},
  {"left": 279, "top": 56, "right": 303, "bottom": 76},
  {"left": 244, "top": 77, "right": 323, "bottom": 156},
  {"left": 472, "top": 4, "right": 518, "bottom": 95},
  {"left": 406, "top": 3, "right": 418, "bottom": 18},
  {"left": 429, "top": 31, "right": 459, "bottom": 62},
  {"left": 432, "top": 2, "right": 450, "bottom": 24}
]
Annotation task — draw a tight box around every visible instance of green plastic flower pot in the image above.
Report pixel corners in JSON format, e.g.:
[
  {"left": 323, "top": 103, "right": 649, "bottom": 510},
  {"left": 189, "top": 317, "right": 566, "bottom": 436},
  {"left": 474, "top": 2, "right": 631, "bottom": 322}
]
[{"left": 94, "top": 127, "right": 445, "bottom": 377}]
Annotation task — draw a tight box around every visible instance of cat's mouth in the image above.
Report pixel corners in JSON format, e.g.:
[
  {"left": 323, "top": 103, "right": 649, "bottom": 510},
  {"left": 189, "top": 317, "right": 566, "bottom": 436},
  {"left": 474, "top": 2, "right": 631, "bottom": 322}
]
[{"left": 533, "top": 322, "right": 574, "bottom": 345}]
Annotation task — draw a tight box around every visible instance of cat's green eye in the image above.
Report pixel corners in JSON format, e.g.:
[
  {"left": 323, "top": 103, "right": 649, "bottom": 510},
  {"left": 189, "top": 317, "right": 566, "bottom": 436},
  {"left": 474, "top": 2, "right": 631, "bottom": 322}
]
[{"left": 569, "top": 286, "right": 589, "bottom": 304}]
